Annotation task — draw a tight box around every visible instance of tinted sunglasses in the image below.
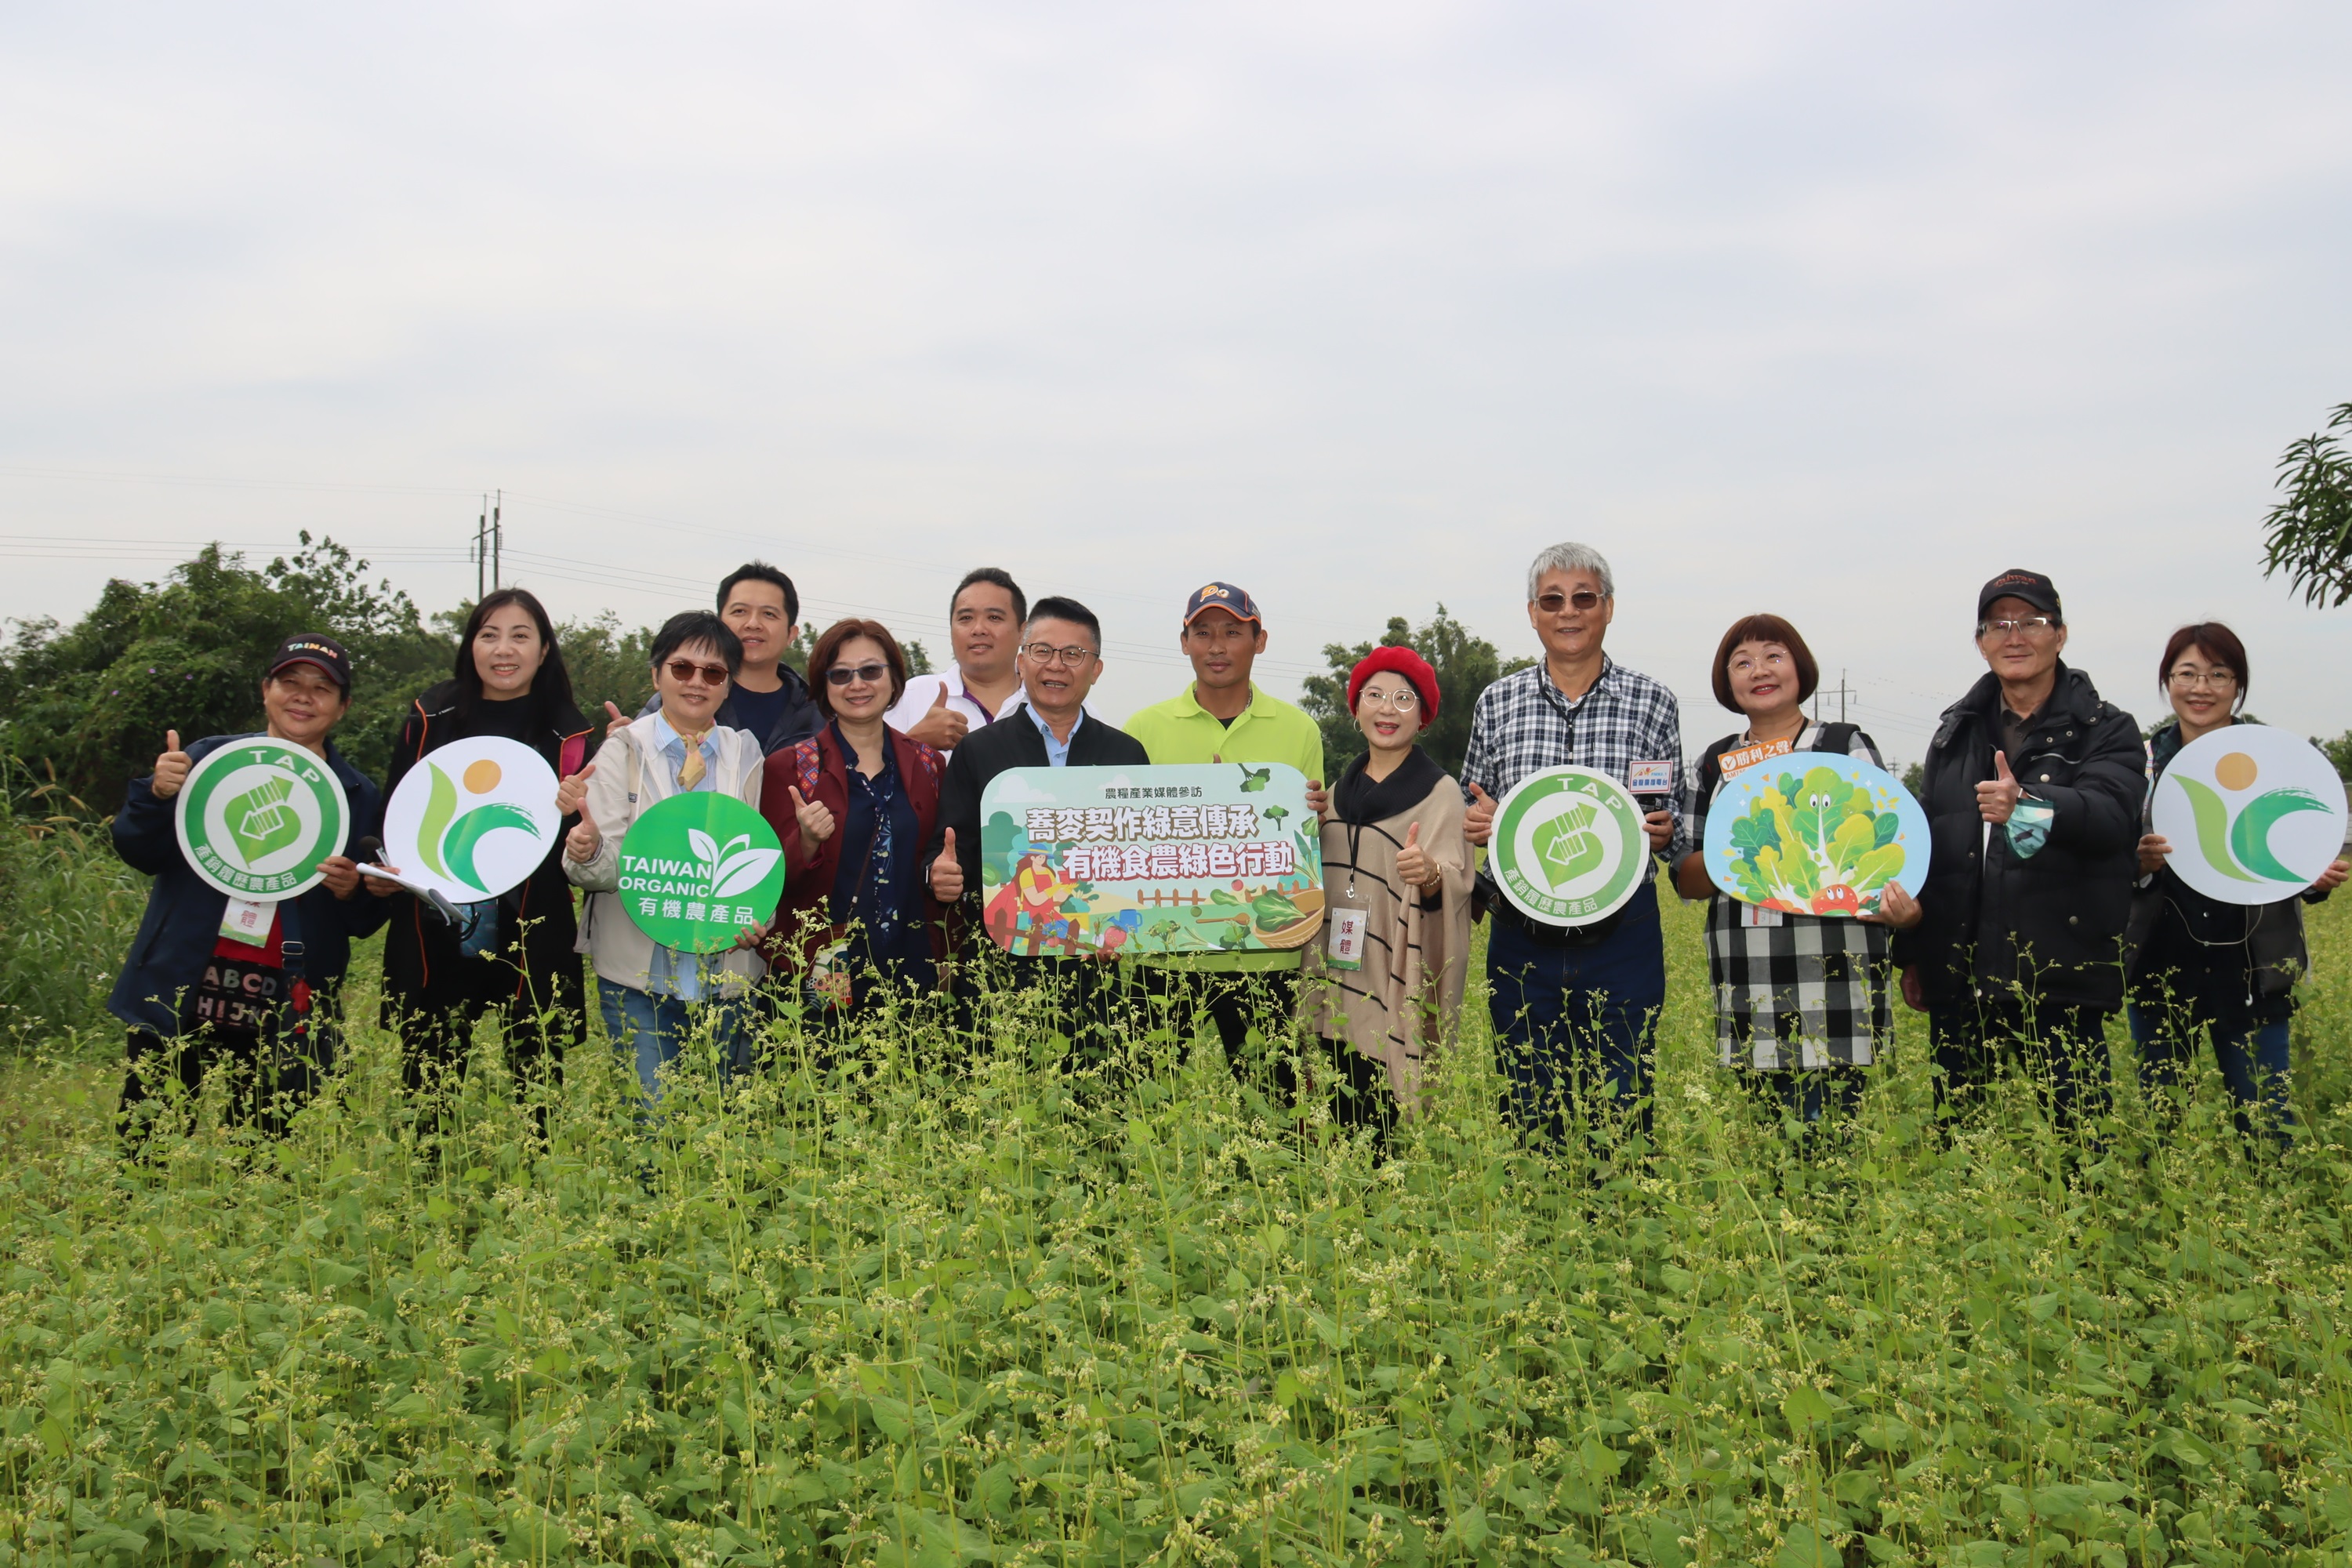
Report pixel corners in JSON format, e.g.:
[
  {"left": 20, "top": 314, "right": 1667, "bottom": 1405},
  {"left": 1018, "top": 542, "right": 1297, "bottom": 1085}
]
[
  {"left": 664, "top": 659, "right": 731, "bottom": 686},
  {"left": 1536, "top": 590, "right": 1603, "bottom": 613},
  {"left": 825, "top": 662, "right": 891, "bottom": 687}
]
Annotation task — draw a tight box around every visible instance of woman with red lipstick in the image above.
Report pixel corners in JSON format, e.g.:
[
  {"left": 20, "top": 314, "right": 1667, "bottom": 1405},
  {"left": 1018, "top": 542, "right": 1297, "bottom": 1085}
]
[
  {"left": 2127, "top": 622, "right": 2347, "bottom": 1144},
  {"left": 1675, "top": 614, "right": 1918, "bottom": 1137}
]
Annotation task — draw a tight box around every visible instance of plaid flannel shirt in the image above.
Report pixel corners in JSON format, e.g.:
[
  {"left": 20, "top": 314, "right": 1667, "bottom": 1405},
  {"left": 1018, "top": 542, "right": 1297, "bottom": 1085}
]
[{"left": 1461, "top": 657, "right": 1690, "bottom": 863}]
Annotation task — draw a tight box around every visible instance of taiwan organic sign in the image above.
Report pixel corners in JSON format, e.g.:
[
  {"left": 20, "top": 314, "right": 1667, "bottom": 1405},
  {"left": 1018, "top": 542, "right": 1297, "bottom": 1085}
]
[
  {"left": 173, "top": 738, "right": 350, "bottom": 901},
  {"left": 1488, "top": 767, "right": 1651, "bottom": 927},
  {"left": 2149, "top": 726, "right": 2349, "bottom": 905},
  {"left": 615, "top": 793, "right": 787, "bottom": 953},
  {"left": 975, "top": 763, "right": 1323, "bottom": 956},
  {"left": 1700, "top": 751, "right": 1929, "bottom": 917},
  {"left": 379, "top": 737, "right": 561, "bottom": 904}
]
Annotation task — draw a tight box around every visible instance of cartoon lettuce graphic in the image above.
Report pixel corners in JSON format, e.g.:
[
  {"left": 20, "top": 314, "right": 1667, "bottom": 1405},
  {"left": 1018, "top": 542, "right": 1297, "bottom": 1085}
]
[{"left": 1717, "top": 765, "right": 1904, "bottom": 915}]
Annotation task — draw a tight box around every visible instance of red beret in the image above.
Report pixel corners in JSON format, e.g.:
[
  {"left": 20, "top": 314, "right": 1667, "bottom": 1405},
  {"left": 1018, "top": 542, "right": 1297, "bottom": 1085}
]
[{"left": 1347, "top": 645, "right": 1440, "bottom": 724}]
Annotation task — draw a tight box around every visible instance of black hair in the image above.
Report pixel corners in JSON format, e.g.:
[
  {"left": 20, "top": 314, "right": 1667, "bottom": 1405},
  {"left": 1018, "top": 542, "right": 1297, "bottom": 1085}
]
[
  {"left": 453, "top": 588, "right": 577, "bottom": 725},
  {"left": 717, "top": 561, "right": 799, "bottom": 627},
  {"left": 1025, "top": 596, "right": 1102, "bottom": 651},
  {"left": 651, "top": 611, "right": 746, "bottom": 677},
  {"left": 953, "top": 566, "right": 1026, "bottom": 623}
]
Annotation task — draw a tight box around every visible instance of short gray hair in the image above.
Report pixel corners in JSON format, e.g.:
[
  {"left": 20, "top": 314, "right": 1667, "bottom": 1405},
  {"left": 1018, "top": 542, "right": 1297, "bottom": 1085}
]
[{"left": 1526, "top": 542, "right": 1614, "bottom": 601}]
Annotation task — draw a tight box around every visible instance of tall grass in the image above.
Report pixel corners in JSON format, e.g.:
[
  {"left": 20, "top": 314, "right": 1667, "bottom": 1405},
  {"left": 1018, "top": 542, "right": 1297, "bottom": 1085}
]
[
  {"left": 0, "top": 760, "right": 143, "bottom": 1058},
  {"left": 4, "top": 894, "right": 2352, "bottom": 1564}
]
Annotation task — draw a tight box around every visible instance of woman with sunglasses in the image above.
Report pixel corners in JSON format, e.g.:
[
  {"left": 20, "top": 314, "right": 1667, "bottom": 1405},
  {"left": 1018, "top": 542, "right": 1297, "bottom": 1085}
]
[
  {"left": 2127, "top": 622, "right": 2347, "bottom": 1143},
  {"left": 760, "top": 619, "right": 946, "bottom": 1029},
  {"left": 564, "top": 612, "right": 769, "bottom": 1099}
]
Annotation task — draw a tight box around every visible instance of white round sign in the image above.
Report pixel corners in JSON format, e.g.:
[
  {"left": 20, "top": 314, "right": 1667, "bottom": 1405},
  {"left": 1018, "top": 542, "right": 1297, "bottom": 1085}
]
[
  {"left": 2148, "top": 725, "right": 2348, "bottom": 906},
  {"left": 380, "top": 737, "right": 563, "bottom": 903},
  {"left": 1488, "top": 766, "right": 1653, "bottom": 927}
]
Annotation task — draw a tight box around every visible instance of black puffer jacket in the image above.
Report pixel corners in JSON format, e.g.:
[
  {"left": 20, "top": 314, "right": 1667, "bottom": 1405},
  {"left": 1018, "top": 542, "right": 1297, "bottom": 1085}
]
[{"left": 1892, "top": 662, "right": 2143, "bottom": 1011}]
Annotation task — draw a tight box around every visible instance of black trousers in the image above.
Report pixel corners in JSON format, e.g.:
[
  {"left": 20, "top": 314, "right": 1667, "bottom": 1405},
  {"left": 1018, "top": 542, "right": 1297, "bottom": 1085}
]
[
  {"left": 1929, "top": 993, "right": 2113, "bottom": 1138},
  {"left": 393, "top": 966, "right": 584, "bottom": 1100},
  {"left": 118, "top": 1019, "right": 333, "bottom": 1146},
  {"left": 953, "top": 952, "right": 1152, "bottom": 1088},
  {"left": 1316, "top": 1033, "right": 1397, "bottom": 1153},
  {"left": 1149, "top": 967, "right": 1303, "bottom": 1103}
]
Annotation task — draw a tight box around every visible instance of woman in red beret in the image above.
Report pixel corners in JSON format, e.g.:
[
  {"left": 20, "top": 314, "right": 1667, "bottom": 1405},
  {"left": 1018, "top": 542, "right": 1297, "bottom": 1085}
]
[{"left": 1301, "top": 645, "right": 1473, "bottom": 1152}]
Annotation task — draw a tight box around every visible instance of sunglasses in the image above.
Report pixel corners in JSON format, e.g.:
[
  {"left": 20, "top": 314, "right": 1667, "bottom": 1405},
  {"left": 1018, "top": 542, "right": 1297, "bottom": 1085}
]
[
  {"left": 663, "top": 659, "right": 731, "bottom": 686},
  {"left": 1536, "top": 590, "right": 1603, "bottom": 613},
  {"left": 825, "top": 662, "right": 890, "bottom": 687}
]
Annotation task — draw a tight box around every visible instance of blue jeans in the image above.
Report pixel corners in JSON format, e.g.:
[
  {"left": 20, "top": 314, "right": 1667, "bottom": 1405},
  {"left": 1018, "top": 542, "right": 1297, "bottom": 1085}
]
[
  {"left": 1486, "top": 880, "right": 1668, "bottom": 1149},
  {"left": 596, "top": 978, "right": 753, "bottom": 1102},
  {"left": 2130, "top": 967, "right": 2295, "bottom": 1143}
]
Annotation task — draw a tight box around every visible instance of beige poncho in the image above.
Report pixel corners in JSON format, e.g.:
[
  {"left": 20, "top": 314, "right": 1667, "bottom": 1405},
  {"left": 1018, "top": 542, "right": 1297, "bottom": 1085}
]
[{"left": 1301, "top": 750, "right": 1473, "bottom": 1115}]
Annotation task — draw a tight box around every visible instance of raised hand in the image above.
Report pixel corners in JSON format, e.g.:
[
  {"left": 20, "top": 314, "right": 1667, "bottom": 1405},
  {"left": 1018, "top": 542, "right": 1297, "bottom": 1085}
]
[
  {"left": 930, "top": 827, "right": 964, "bottom": 902},
  {"left": 2136, "top": 833, "right": 2171, "bottom": 876},
  {"left": 902, "top": 684, "right": 969, "bottom": 751},
  {"left": 1305, "top": 777, "right": 1331, "bottom": 823},
  {"left": 789, "top": 785, "right": 837, "bottom": 856},
  {"left": 603, "top": 700, "right": 630, "bottom": 738},
  {"left": 565, "top": 815, "right": 601, "bottom": 864},
  {"left": 1976, "top": 750, "right": 2022, "bottom": 826},
  {"left": 555, "top": 759, "right": 597, "bottom": 818},
  {"left": 1395, "top": 820, "right": 1439, "bottom": 891},
  {"left": 152, "top": 730, "right": 191, "bottom": 799},
  {"left": 1465, "top": 782, "right": 1497, "bottom": 848}
]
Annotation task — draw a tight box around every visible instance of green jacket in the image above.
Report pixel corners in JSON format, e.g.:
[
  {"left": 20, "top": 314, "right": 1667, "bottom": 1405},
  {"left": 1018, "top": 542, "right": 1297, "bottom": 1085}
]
[{"left": 1125, "top": 682, "right": 1326, "bottom": 971}]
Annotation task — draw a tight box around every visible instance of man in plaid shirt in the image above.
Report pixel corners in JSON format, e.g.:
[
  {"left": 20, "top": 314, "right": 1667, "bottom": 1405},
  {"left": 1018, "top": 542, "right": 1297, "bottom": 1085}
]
[{"left": 1462, "top": 542, "right": 1685, "bottom": 1152}]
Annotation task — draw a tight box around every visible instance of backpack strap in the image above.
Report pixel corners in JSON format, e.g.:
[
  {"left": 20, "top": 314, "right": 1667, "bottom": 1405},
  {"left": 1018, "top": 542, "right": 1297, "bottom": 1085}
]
[
  {"left": 1810, "top": 721, "right": 1860, "bottom": 757},
  {"left": 557, "top": 730, "right": 590, "bottom": 780},
  {"left": 1695, "top": 731, "right": 1743, "bottom": 804}
]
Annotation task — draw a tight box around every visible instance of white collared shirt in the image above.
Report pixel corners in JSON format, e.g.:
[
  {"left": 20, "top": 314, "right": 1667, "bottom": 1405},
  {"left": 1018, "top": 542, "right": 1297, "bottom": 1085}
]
[{"left": 885, "top": 665, "right": 1092, "bottom": 757}]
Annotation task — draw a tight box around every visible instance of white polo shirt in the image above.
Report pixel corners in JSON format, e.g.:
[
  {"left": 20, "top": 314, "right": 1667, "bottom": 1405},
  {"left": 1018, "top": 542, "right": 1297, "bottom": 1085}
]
[{"left": 884, "top": 666, "right": 1092, "bottom": 759}]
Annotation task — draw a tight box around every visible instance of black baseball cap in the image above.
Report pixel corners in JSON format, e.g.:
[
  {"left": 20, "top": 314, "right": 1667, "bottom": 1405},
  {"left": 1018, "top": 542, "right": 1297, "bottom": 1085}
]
[
  {"left": 267, "top": 633, "right": 352, "bottom": 690},
  {"left": 1182, "top": 581, "right": 1262, "bottom": 626},
  {"left": 1976, "top": 569, "right": 2062, "bottom": 622}
]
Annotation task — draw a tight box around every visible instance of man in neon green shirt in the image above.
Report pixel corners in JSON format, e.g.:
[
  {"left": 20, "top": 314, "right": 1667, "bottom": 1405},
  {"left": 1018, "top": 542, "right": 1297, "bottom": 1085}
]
[{"left": 1125, "top": 582, "right": 1327, "bottom": 1098}]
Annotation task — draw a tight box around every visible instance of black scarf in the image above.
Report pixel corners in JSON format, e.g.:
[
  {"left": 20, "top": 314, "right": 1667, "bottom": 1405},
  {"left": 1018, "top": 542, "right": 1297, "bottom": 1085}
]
[{"left": 1334, "top": 745, "right": 1445, "bottom": 826}]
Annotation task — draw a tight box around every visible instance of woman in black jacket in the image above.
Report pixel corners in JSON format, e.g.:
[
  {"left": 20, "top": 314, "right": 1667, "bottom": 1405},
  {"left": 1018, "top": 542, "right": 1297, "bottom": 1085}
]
[
  {"left": 1890, "top": 570, "right": 2145, "bottom": 1138},
  {"left": 372, "top": 589, "right": 597, "bottom": 1112},
  {"left": 2129, "top": 622, "right": 2346, "bottom": 1142}
]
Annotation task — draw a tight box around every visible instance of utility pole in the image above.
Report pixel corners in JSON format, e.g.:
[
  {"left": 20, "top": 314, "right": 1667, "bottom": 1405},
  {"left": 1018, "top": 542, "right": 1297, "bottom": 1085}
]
[
  {"left": 470, "top": 491, "right": 504, "bottom": 601},
  {"left": 1813, "top": 669, "right": 1857, "bottom": 725}
]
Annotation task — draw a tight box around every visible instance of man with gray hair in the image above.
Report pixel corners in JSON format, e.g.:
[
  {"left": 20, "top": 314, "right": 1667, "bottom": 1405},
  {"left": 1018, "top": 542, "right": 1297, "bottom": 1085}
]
[{"left": 1461, "top": 541, "right": 1686, "bottom": 1155}]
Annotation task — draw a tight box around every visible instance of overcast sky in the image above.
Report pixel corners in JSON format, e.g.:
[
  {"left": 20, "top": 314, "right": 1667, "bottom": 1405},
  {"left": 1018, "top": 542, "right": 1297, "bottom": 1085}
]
[{"left": 5, "top": 2, "right": 2349, "bottom": 764}]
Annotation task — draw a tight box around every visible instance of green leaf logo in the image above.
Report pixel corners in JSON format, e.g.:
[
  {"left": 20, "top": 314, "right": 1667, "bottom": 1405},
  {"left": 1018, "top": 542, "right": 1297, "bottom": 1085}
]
[
  {"left": 2228, "top": 788, "right": 2332, "bottom": 883},
  {"left": 416, "top": 764, "right": 459, "bottom": 878},
  {"left": 226, "top": 771, "right": 301, "bottom": 864},
  {"left": 1529, "top": 801, "right": 1604, "bottom": 891},
  {"left": 442, "top": 803, "right": 543, "bottom": 895},
  {"left": 2174, "top": 777, "right": 2263, "bottom": 883}
]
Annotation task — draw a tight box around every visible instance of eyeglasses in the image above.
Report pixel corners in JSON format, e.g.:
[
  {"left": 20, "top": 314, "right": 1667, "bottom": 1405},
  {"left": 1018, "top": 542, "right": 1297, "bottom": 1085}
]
[
  {"left": 1360, "top": 687, "right": 1419, "bottom": 711},
  {"left": 2169, "top": 668, "right": 2236, "bottom": 689},
  {"left": 1022, "top": 642, "right": 1096, "bottom": 666},
  {"left": 1978, "top": 616, "right": 2058, "bottom": 639},
  {"left": 664, "top": 659, "right": 731, "bottom": 686},
  {"left": 1535, "top": 590, "right": 1603, "bottom": 613},
  {"left": 826, "top": 662, "right": 889, "bottom": 687}
]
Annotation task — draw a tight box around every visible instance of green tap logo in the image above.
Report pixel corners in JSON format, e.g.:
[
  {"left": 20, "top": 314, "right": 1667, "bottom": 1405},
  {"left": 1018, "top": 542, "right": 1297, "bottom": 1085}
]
[
  {"left": 173, "top": 739, "right": 350, "bottom": 900},
  {"left": 1490, "top": 767, "right": 1649, "bottom": 926}
]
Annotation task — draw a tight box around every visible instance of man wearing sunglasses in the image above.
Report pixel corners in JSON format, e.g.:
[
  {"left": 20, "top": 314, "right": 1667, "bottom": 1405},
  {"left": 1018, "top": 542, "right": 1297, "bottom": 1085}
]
[
  {"left": 1461, "top": 542, "right": 1686, "bottom": 1154},
  {"left": 927, "top": 600, "right": 1149, "bottom": 1031}
]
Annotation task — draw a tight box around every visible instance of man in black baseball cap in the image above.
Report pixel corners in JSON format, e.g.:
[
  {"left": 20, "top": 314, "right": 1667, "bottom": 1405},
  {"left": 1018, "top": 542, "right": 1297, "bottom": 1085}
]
[{"left": 1892, "top": 565, "right": 2143, "bottom": 1152}]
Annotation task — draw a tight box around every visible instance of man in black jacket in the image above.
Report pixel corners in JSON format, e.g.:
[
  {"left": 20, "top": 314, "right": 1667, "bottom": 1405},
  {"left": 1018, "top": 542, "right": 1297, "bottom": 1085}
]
[
  {"left": 633, "top": 562, "right": 822, "bottom": 753},
  {"left": 925, "top": 597, "right": 1150, "bottom": 1069},
  {"left": 1893, "top": 570, "right": 2144, "bottom": 1137}
]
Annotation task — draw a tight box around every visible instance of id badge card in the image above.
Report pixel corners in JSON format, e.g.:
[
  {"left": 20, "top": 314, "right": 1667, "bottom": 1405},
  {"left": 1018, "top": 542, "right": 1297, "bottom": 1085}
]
[
  {"left": 1740, "top": 903, "right": 1784, "bottom": 928},
  {"left": 1626, "top": 760, "right": 1675, "bottom": 796},
  {"left": 1324, "top": 908, "right": 1367, "bottom": 971},
  {"left": 219, "top": 897, "right": 276, "bottom": 946}
]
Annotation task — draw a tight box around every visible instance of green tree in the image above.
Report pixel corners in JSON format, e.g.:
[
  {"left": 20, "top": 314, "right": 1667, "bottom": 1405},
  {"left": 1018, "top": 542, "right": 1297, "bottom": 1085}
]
[
  {"left": 2314, "top": 731, "right": 2352, "bottom": 784},
  {"left": 0, "top": 535, "right": 445, "bottom": 808},
  {"left": 1298, "top": 605, "right": 1531, "bottom": 779},
  {"left": 2262, "top": 401, "right": 2352, "bottom": 607}
]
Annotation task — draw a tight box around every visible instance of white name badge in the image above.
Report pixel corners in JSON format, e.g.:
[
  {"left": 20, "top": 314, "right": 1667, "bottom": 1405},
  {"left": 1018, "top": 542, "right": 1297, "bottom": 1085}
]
[
  {"left": 1626, "top": 760, "right": 1675, "bottom": 795},
  {"left": 1325, "top": 908, "right": 1367, "bottom": 971},
  {"left": 1740, "top": 902, "right": 1784, "bottom": 928},
  {"left": 219, "top": 896, "right": 277, "bottom": 945}
]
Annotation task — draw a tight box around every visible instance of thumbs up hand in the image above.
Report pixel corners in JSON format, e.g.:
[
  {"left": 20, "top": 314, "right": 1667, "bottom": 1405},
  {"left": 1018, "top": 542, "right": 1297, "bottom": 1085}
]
[
  {"left": 1976, "top": 749, "right": 2024, "bottom": 825},
  {"left": 1465, "top": 782, "right": 1498, "bottom": 847},
  {"left": 152, "top": 730, "right": 192, "bottom": 799},
  {"left": 930, "top": 827, "right": 965, "bottom": 902},
  {"left": 555, "top": 759, "right": 597, "bottom": 818},
  {"left": 565, "top": 815, "right": 601, "bottom": 864},
  {"left": 1396, "top": 819, "right": 1443, "bottom": 892},
  {"left": 603, "top": 700, "right": 630, "bottom": 738},
  {"left": 902, "top": 683, "right": 969, "bottom": 751},
  {"left": 1305, "top": 777, "right": 1331, "bottom": 823},
  {"left": 789, "top": 785, "right": 836, "bottom": 857}
]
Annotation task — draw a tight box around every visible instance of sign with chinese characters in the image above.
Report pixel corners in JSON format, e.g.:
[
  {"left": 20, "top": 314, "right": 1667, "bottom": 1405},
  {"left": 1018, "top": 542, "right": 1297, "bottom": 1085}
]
[
  {"left": 975, "top": 763, "right": 1323, "bottom": 955},
  {"left": 615, "top": 793, "right": 786, "bottom": 953},
  {"left": 1700, "top": 750, "right": 1930, "bottom": 917},
  {"left": 1488, "top": 766, "right": 1651, "bottom": 927},
  {"left": 2150, "top": 725, "right": 2348, "bottom": 905},
  {"left": 379, "top": 737, "right": 561, "bottom": 903},
  {"left": 174, "top": 737, "right": 350, "bottom": 901}
]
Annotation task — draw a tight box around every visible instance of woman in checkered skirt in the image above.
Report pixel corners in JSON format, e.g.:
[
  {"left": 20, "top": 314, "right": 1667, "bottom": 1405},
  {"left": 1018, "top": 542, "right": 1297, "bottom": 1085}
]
[{"left": 1671, "top": 615, "right": 1922, "bottom": 1131}]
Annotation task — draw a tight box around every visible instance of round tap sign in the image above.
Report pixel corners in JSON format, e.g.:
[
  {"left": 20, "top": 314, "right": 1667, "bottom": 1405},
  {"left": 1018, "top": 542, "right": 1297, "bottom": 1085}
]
[
  {"left": 615, "top": 793, "right": 787, "bottom": 953},
  {"left": 1488, "top": 767, "right": 1652, "bottom": 927},
  {"left": 173, "top": 737, "right": 350, "bottom": 900}
]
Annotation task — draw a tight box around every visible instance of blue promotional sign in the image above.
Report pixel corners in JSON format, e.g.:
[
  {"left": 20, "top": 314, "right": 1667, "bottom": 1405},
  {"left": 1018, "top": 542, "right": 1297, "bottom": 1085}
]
[{"left": 1700, "top": 751, "right": 1930, "bottom": 917}]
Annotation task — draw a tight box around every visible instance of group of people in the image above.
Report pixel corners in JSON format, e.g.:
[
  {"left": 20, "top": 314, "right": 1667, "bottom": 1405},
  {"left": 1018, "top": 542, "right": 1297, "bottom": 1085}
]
[{"left": 108, "top": 543, "right": 2345, "bottom": 1157}]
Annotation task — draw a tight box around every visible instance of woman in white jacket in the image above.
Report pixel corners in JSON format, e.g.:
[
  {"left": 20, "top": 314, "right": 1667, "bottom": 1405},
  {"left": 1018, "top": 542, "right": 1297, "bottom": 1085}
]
[{"left": 561, "top": 612, "right": 768, "bottom": 1099}]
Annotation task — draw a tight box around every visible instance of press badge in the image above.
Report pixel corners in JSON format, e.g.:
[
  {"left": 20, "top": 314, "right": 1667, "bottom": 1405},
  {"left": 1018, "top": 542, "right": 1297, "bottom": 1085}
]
[
  {"left": 1627, "top": 760, "right": 1675, "bottom": 796},
  {"left": 1324, "top": 909, "right": 1367, "bottom": 971},
  {"left": 218, "top": 897, "right": 275, "bottom": 946}
]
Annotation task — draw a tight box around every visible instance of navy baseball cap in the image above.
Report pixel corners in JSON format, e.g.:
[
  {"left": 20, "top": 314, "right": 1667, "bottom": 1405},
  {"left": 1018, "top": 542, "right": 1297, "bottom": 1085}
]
[
  {"left": 1182, "top": 582, "right": 1261, "bottom": 626},
  {"left": 267, "top": 633, "right": 352, "bottom": 689}
]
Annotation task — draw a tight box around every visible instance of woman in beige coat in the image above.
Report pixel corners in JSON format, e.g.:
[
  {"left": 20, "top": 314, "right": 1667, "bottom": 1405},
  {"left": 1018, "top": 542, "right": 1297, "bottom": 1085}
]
[{"left": 1304, "top": 646, "right": 1472, "bottom": 1148}]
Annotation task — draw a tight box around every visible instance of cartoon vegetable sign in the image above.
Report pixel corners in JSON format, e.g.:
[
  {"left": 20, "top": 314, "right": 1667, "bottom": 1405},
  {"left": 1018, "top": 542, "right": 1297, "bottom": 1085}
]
[{"left": 1700, "top": 753, "right": 1931, "bottom": 918}]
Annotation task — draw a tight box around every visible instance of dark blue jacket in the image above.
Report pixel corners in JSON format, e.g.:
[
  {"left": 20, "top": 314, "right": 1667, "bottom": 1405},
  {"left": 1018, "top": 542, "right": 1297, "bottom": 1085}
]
[{"left": 107, "top": 734, "right": 389, "bottom": 1036}]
